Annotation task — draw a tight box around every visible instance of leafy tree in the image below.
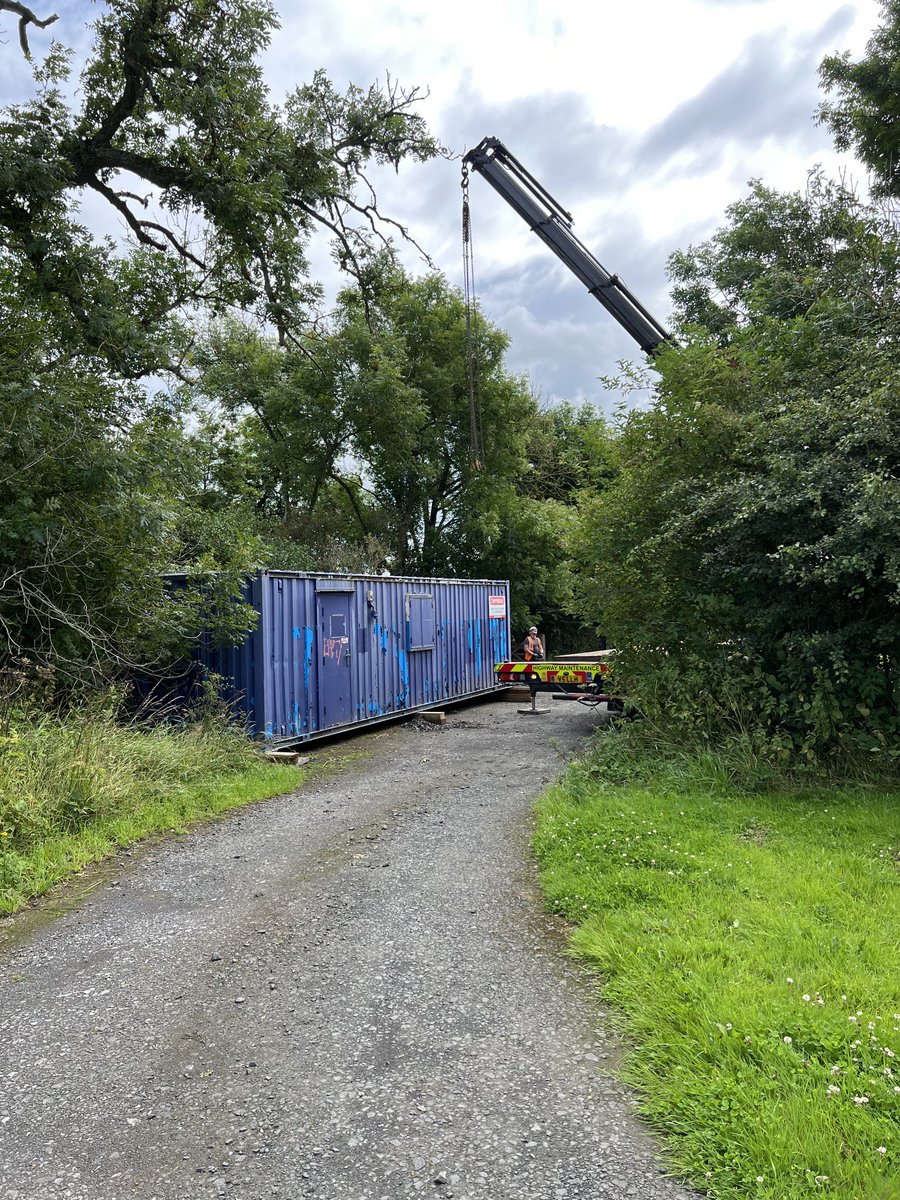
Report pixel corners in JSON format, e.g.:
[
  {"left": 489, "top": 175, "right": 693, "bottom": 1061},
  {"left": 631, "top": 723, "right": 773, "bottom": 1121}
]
[
  {"left": 668, "top": 175, "right": 874, "bottom": 337},
  {"left": 574, "top": 178, "right": 900, "bottom": 755},
  {"left": 0, "top": 1, "right": 441, "bottom": 686},
  {"left": 191, "top": 322, "right": 350, "bottom": 523},
  {"left": 0, "top": 258, "right": 260, "bottom": 691},
  {"left": 192, "top": 267, "right": 539, "bottom": 571},
  {"left": 333, "top": 268, "right": 537, "bottom": 575},
  {"left": 185, "top": 265, "right": 602, "bottom": 643},
  {"left": 819, "top": 0, "right": 900, "bottom": 199},
  {"left": 486, "top": 402, "right": 615, "bottom": 654},
  {"left": 188, "top": 319, "right": 394, "bottom": 571},
  {"left": 471, "top": 490, "right": 585, "bottom": 656},
  {"left": 518, "top": 402, "right": 616, "bottom": 504},
  {"left": 0, "top": 0, "right": 439, "bottom": 373}
]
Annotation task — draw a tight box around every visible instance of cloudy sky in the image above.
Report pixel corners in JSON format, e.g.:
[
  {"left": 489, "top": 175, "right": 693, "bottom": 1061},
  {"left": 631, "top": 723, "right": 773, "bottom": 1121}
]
[{"left": 2, "top": 0, "right": 884, "bottom": 410}]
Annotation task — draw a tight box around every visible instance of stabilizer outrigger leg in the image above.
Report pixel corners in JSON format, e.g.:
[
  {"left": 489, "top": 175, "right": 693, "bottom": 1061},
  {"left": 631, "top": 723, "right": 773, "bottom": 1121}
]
[{"left": 518, "top": 675, "right": 550, "bottom": 716}]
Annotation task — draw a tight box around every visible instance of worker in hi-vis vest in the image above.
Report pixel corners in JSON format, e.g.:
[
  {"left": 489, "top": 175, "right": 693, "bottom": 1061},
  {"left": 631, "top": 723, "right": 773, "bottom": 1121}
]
[{"left": 523, "top": 626, "right": 544, "bottom": 661}]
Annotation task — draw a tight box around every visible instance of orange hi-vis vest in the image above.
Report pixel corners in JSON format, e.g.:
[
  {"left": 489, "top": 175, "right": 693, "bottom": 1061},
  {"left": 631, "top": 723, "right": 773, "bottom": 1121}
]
[{"left": 524, "top": 634, "right": 543, "bottom": 661}]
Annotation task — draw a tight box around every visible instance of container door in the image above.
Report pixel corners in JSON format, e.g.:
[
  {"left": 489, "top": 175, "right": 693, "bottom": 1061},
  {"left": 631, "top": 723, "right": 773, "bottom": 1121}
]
[{"left": 317, "top": 592, "right": 353, "bottom": 728}]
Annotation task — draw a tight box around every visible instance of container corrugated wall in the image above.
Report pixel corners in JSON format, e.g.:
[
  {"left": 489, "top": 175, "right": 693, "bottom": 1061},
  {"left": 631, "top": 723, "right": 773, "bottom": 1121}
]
[{"left": 197, "top": 571, "right": 509, "bottom": 742}]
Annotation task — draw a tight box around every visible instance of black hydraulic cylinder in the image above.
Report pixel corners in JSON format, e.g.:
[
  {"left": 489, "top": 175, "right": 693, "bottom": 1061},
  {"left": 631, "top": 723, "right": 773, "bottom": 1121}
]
[{"left": 462, "top": 137, "right": 671, "bottom": 355}]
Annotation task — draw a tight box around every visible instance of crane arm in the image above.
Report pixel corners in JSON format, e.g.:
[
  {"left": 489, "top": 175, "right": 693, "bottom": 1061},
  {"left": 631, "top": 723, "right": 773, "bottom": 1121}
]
[{"left": 462, "top": 137, "right": 671, "bottom": 356}]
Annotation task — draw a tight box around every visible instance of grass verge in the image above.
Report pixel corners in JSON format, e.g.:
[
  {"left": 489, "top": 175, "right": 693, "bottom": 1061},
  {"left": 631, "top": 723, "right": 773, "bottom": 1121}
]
[
  {"left": 0, "top": 707, "right": 303, "bottom": 914},
  {"left": 534, "top": 732, "right": 900, "bottom": 1200}
]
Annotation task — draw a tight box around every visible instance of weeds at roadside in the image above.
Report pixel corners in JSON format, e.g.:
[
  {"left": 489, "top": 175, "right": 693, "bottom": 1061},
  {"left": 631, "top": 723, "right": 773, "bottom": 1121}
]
[{"left": 0, "top": 701, "right": 301, "bottom": 913}]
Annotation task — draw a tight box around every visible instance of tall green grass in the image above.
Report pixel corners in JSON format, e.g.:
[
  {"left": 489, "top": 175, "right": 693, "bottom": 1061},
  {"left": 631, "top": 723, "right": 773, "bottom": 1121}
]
[
  {"left": 535, "top": 733, "right": 900, "bottom": 1200},
  {"left": 0, "top": 705, "right": 299, "bottom": 912}
]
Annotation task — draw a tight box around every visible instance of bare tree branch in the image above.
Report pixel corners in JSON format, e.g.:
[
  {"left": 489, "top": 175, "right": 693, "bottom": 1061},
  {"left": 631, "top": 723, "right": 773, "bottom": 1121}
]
[
  {"left": 0, "top": 1, "right": 57, "bottom": 58},
  {"left": 335, "top": 191, "right": 435, "bottom": 268},
  {"left": 85, "top": 175, "right": 206, "bottom": 268}
]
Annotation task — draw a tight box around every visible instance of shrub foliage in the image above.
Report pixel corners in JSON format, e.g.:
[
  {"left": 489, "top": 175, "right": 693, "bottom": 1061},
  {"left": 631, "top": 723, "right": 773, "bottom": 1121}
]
[{"left": 574, "top": 177, "right": 900, "bottom": 756}]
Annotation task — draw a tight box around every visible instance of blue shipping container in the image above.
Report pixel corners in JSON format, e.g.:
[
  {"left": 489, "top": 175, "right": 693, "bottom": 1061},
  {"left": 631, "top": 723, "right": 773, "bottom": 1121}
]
[{"left": 196, "top": 571, "right": 510, "bottom": 742}]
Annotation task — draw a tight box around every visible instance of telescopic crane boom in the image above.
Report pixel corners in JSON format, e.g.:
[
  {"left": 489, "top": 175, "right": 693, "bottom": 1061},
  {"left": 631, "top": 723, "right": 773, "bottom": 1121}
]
[{"left": 461, "top": 137, "right": 671, "bottom": 356}]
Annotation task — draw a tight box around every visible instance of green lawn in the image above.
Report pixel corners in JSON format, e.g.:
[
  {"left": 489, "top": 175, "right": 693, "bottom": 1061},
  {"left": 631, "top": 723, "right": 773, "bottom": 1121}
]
[{"left": 534, "top": 748, "right": 900, "bottom": 1200}]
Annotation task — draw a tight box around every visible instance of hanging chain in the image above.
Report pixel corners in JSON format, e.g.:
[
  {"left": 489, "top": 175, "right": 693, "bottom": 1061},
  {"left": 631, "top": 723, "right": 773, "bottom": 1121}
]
[{"left": 462, "top": 163, "right": 484, "bottom": 471}]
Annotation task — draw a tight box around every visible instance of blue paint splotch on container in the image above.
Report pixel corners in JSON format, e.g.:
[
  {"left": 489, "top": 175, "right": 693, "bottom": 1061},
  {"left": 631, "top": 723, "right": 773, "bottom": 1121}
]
[{"left": 190, "top": 570, "right": 510, "bottom": 744}]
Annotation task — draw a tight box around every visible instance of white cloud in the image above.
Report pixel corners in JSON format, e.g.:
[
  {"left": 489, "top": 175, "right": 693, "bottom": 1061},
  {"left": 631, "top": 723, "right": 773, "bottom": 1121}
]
[
  {"left": 1, "top": 0, "right": 885, "bottom": 411},
  {"left": 267, "top": 0, "right": 881, "bottom": 409}
]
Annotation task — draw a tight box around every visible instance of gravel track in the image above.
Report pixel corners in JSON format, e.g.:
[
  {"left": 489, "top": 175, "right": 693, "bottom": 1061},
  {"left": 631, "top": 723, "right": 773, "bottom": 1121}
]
[{"left": 0, "top": 696, "right": 695, "bottom": 1200}]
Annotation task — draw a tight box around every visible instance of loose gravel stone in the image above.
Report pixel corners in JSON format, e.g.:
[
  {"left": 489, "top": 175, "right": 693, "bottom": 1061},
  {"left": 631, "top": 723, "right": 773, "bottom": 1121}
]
[{"left": 0, "top": 698, "right": 697, "bottom": 1200}]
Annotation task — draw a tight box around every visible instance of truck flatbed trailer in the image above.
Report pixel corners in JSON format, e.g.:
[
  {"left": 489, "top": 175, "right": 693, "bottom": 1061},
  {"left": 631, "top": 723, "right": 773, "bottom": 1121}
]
[{"left": 494, "top": 659, "right": 622, "bottom": 713}]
